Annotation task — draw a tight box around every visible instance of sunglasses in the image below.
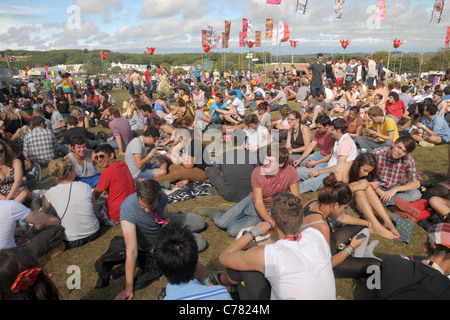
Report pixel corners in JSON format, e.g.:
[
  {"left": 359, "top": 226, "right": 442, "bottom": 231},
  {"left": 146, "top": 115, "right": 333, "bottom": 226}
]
[{"left": 93, "top": 154, "right": 106, "bottom": 161}]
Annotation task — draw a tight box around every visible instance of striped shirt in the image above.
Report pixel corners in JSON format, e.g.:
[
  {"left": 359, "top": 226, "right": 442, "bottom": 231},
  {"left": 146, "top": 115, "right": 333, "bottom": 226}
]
[
  {"left": 164, "top": 280, "right": 232, "bottom": 300},
  {"left": 373, "top": 146, "right": 420, "bottom": 189}
]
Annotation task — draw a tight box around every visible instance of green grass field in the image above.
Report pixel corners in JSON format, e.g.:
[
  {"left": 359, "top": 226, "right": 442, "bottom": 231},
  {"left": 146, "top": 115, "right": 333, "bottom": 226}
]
[{"left": 37, "top": 88, "right": 449, "bottom": 300}]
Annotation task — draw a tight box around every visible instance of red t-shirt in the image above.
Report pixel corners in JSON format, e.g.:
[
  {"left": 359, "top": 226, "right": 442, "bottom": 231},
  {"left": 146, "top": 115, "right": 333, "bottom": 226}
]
[
  {"left": 97, "top": 161, "right": 135, "bottom": 221},
  {"left": 144, "top": 70, "right": 151, "bottom": 83},
  {"left": 249, "top": 165, "right": 299, "bottom": 211},
  {"left": 313, "top": 131, "right": 335, "bottom": 156},
  {"left": 386, "top": 100, "right": 406, "bottom": 121}
]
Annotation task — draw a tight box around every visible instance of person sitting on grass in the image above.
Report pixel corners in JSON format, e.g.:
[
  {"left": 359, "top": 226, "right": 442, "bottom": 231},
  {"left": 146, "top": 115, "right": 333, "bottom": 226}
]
[{"left": 411, "top": 103, "right": 450, "bottom": 147}]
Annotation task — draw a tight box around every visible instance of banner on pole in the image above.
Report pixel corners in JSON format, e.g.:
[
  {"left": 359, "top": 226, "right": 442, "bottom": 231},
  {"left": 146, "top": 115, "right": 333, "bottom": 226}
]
[
  {"left": 267, "top": 0, "right": 281, "bottom": 4},
  {"left": 225, "top": 20, "right": 231, "bottom": 40},
  {"left": 242, "top": 18, "right": 248, "bottom": 40},
  {"left": 278, "top": 21, "right": 290, "bottom": 43},
  {"left": 239, "top": 32, "right": 246, "bottom": 47},
  {"left": 446, "top": 26, "right": 450, "bottom": 46},
  {"left": 431, "top": 0, "right": 445, "bottom": 23},
  {"left": 222, "top": 32, "right": 229, "bottom": 49},
  {"left": 266, "top": 19, "right": 274, "bottom": 39},
  {"left": 272, "top": 27, "right": 279, "bottom": 46},
  {"left": 202, "top": 30, "right": 208, "bottom": 46},
  {"left": 334, "top": 0, "right": 344, "bottom": 19},
  {"left": 296, "top": 0, "right": 308, "bottom": 14},
  {"left": 375, "top": 0, "right": 386, "bottom": 21},
  {"left": 255, "top": 31, "right": 262, "bottom": 47}
]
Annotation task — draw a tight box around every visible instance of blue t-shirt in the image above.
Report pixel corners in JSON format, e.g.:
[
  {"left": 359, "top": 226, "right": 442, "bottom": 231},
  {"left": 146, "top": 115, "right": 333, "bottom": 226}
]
[
  {"left": 209, "top": 102, "right": 227, "bottom": 120},
  {"left": 229, "top": 89, "right": 243, "bottom": 101},
  {"left": 345, "top": 65, "right": 353, "bottom": 81},
  {"left": 164, "top": 280, "right": 232, "bottom": 300},
  {"left": 120, "top": 192, "right": 168, "bottom": 252}
]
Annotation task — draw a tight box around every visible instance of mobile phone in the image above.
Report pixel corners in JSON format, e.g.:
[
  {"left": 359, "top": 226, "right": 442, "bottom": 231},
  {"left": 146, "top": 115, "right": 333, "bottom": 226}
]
[{"left": 356, "top": 233, "right": 366, "bottom": 240}]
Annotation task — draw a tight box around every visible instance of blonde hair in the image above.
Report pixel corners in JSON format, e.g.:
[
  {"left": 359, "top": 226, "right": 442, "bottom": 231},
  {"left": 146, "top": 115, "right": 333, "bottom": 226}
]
[
  {"left": 48, "top": 158, "right": 73, "bottom": 180},
  {"left": 70, "top": 107, "right": 83, "bottom": 118}
]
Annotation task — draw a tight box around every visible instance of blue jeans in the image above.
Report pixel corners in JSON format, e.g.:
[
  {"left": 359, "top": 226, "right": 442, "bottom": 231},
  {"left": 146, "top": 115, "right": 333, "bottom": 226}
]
[
  {"left": 136, "top": 162, "right": 160, "bottom": 180},
  {"left": 378, "top": 185, "right": 422, "bottom": 207},
  {"left": 354, "top": 136, "right": 393, "bottom": 153},
  {"left": 297, "top": 163, "right": 328, "bottom": 194},
  {"left": 310, "top": 84, "right": 325, "bottom": 97},
  {"left": 298, "top": 151, "right": 326, "bottom": 167},
  {"left": 101, "top": 138, "right": 119, "bottom": 149},
  {"left": 214, "top": 196, "right": 263, "bottom": 237}
]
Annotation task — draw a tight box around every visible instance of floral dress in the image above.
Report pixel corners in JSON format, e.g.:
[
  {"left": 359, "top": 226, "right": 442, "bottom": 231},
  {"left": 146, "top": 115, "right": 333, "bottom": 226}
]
[{"left": 0, "top": 167, "right": 27, "bottom": 197}]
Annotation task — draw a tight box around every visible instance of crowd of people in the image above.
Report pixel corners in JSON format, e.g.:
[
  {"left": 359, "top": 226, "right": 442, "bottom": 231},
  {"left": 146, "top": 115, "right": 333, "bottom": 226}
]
[{"left": 0, "top": 56, "right": 449, "bottom": 301}]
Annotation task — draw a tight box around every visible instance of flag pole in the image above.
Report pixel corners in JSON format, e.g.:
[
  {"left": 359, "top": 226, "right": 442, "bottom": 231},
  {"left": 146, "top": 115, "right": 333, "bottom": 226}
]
[
  {"left": 264, "top": 1, "right": 267, "bottom": 83},
  {"left": 292, "top": 9, "right": 296, "bottom": 64},
  {"left": 385, "top": 0, "right": 398, "bottom": 86}
]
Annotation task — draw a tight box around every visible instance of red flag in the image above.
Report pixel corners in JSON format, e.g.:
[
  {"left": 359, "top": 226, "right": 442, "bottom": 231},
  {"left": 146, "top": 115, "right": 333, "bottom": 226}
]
[
  {"left": 239, "top": 32, "right": 245, "bottom": 47},
  {"left": 446, "top": 26, "right": 450, "bottom": 46},
  {"left": 242, "top": 18, "right": 248, "bottom": 39},
  {"left": 267, "top": 0, "right": 281, "bottom": 4}
]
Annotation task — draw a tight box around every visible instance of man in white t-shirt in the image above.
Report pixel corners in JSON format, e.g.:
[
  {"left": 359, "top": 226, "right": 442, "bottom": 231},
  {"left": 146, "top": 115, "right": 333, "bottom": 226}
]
[
  {"left": 0, "top": 200, "right": 45, "bottom": 250},
  {"left": 226, "top": 90, "right": 246, "bottom": 119},
  {"left": 297, "top": 118, "right": 357, "bottom": 194},
  {"left": 218, "top": 192, "right": 335, "bottom": 300}
]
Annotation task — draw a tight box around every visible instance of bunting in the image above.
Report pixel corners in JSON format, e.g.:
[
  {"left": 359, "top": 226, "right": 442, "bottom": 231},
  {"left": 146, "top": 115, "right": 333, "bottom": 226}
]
[
  {"left": 296, "top": 0, "right": 308, "bottom": 14},
  {"left": 431, "top": 0, "right": 445, "bottom": 23},
  {"left": 375, "top": 0, "right": 386, "bottom": 21},
  {"left": 266, "top": 19, "right": 274, "bottom": 39},
  {"left": 334, "top": 0, "right": 344, "bottom": 19}
]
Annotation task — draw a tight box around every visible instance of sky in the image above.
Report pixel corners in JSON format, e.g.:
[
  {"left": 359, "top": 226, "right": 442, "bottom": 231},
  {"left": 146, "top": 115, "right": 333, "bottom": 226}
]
[{"left": 0, "top": 0, "right": 448, "bottom": 57}]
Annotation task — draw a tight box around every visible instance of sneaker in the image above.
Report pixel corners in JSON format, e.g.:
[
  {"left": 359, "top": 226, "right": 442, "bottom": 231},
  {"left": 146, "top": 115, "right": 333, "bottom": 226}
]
[
  {"left": 419, "top": 141, "right": 435, "bottom": 147},
  {"left": 394, "top": 198, "right": 422, "bottom": 218},
  {"left": 392, "top": 205, "right": 412, "bottom": 219}
]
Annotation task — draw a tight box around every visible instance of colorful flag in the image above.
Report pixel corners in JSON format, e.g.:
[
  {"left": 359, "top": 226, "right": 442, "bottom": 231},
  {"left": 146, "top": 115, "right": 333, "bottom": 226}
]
[
  {"left": 272, "top": 28, "right": 279, "bottom": 46},
  {"left": 431, "top": 0, "right": 445, "bottom": 23},
  {"left": 225, "top": 20, "right": 231, "bottom": 40},
  {"left": 207, "top": 25, "right": 215, "bottom": 46},
  {"left": 266, "top": 19, "right": 274, "bottom": 39},
  {"left": 296, "top": 0, "right": 308, "bottom": 14},
  {"left": 278, "top": 21, "right": 290, "bottom": 42},
  {"left": 222, "top": 32, "right": 229, "bottom": 49},
  {"left": 247, "top": 19, "right": 254, "bottom": 37},
  {"left": 334, "top": 0, "right": 344, "bottom": 19},
  {"left": 242, "top": 18, "right": 248, "bottom": 40},
  {"left": 446, "top": 26, "right": 450, "bottom": 46},
  {"left": 202, "top": 30, "right": 208, "bottom": 46},
  {"left": 267, "top": 0, "right": 281, "bottom": 4},
  {"left": 375, "top": 0, "right": 386, "bottom": 21},
  {"left": 239, "top": 32, "right": 246, "bottom": 48},
  {"left": 255, "top": 31, "right": 262, "bottom": 47}
]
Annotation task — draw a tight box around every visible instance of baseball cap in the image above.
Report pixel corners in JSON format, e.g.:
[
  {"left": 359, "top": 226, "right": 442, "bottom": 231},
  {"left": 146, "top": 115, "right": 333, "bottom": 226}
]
[
  {"left": 427, "top": 223, "right": 450, "bottom": 249},
  {"left": 197, "top": 101, "right": 206, "bottom": 108},
  {"left": 254, "top": 91, "right": 262, "bottom": 98}
]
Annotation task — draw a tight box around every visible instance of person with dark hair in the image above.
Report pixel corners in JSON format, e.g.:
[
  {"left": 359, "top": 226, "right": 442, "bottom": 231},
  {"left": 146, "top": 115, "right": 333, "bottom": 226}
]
[
  {"left": 300, "top": 173, "right": 381, "bottom": 279},
  {"left": 93, "top": 144, "right": 135, "bottom": 226},
  {"left": 102, "top": 107, "right": 133, "bottom": 156},
  {"left": 303, "top": 90, "right": 327, "bottom": 129},
  {"left": 212, "top": 144, "right": 301, "bottom": 237},
  {"left": 372, "top": 135, "right": 422, "bottom": 208},
  {"left": 0, "top": 247, "right": 60, "bottom": 300},
  {"left": 378, "top": 223, "right": 450, "bottom": 300},
  {"left": 293, "top": 114, "right": 335, "bottom": 168},
  {"left": 125, "top": 126, "right": 167, "bottom": 181},
  {"left": 355, "top": 106, "right": 399, "bottom": 153},
  {"left": 285, "top": 111, "right": 311, "bottom": 161},
  {"left": 344, "top": 106, "right": 364, "bottom": 138},
  {"left": 115, "top": 179, "right": 206, "bottom": 300},
  {"left": 218, "top": 191, "right": 335, "bottom": 300},
  {"left": 385, "top": 91, "right": 407, "bottom": 124},
  {"left": 306, "top": 53, "right": 326, "bottom": 97},
  {"left": 297, "top": 117, "right": 357, "bottom": 194},
  {"left": 267, "top": 83, "right": 287, "bottom": 112},
  {"left": 154, "top": 223, "right": 232, "bottom": 300},
  {"left": 23, "top": 116, "right": 57, "bottom": 167},
  {"left": 0, "top": 139, "right": 30, "bottom": 203},
  {"left": 412, "top": 103, "right": 450, "bottom": 147},
  {"left": 64, "top": 136, "right": 101, "bottom": 188},
  {"left": 334, "top": 153, "right": 400, "bottom": 240}
]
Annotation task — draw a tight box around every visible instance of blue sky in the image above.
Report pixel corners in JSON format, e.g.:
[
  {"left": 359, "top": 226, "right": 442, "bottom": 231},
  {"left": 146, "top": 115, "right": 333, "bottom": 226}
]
[{"left": 0, "top": 0, "right": 448, "bottom": 55}]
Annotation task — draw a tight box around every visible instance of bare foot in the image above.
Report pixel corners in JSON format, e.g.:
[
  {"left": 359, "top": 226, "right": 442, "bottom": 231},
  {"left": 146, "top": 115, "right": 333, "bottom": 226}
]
[
  {"left": 384, "top": 221, "right": 400, "bottom": 239},
  {"left": 371, "top": 223, "right": 399, "bottom": 240},
  {"left": 176, "top": 180, "right": 189, "bottom": 188}
]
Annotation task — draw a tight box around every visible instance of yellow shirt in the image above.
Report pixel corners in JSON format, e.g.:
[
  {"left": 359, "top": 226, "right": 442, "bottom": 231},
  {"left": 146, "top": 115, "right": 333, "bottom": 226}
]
[{"left": 370, "top": 116, "right": 399, "bottom": 142}]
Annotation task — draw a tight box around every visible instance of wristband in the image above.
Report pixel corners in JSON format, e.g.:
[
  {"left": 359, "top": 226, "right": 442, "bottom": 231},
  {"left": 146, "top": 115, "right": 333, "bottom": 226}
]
[
  {"left": 201, "top": 277, "right": 210, "bottom": 285},
  {"left": 251, "top": 227, "right": 260, "bottom": 237},
  {"left": 344, "top": 247, "right": 353, "bottom": 256}
]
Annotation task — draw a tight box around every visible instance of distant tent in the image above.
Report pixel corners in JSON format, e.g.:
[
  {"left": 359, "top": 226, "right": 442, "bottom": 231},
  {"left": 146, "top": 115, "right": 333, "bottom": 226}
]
[
  {"left": 27, "top": 68, "right": 41, "bottom": 76},
  {"left": 0, "top": 67, "right": 14, "bottom": 85}
]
